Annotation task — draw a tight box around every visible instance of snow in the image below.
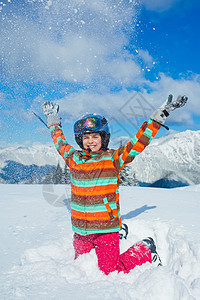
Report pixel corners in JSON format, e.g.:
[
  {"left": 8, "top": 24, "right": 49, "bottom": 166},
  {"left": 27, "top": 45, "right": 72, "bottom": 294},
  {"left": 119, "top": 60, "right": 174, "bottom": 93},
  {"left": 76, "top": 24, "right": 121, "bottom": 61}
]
[{"left": 1, "top": 184, "right": 200, "bottom": 299}]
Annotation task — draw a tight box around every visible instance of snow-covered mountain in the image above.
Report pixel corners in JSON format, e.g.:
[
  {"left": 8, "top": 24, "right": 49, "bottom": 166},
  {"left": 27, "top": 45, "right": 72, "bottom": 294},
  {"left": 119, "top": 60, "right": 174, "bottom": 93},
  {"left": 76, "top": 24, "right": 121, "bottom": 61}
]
[
  {"left": 0, "top": 130, "right": 200, "bottom": 186},
  {"left": 0, "top": 144, "right": 64, "bottom": 169},
  {"left": 0, "top": 144, "right": 65, "bottom": 183},
  {"left": 132, "top": 130, "right": 200, "bottom": 186}
]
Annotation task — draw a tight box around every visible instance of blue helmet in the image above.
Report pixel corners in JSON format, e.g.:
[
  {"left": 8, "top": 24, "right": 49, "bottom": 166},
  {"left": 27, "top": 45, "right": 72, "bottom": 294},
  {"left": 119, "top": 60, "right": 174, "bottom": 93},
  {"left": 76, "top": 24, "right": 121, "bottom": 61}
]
[{"left": 74, "top": 114, "right": 110, "bottom": 150}]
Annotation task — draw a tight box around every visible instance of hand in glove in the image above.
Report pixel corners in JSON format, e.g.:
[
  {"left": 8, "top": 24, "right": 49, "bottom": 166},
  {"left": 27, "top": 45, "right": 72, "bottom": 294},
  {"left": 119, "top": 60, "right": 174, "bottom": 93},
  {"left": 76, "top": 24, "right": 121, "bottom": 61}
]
[
  {"left": 150, "top": 95, "right": 188, "bottom": 125},
  {"left": 41, "top": 101, "right": 61, "bottom": 128}
]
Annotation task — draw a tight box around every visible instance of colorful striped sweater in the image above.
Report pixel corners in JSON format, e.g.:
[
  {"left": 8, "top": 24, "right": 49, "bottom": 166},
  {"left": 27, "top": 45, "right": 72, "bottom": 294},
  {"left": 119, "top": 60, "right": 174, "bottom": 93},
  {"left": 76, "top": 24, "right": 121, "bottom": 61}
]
[{"left": 50, "top": 119, "right": 161, "bottom": 236}]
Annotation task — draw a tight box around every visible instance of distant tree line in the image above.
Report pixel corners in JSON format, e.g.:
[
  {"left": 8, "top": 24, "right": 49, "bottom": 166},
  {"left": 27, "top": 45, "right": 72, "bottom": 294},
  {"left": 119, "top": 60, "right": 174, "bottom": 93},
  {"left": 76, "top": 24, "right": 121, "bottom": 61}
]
[
  {"left": 118, "top": 139, "right": 138, "bottom": 186},
  {"left": 119, "top": 165, "right": 138, "bottom": 186},
  {"left": 25, "top": 163, "right": 71, "bottom": 185}
]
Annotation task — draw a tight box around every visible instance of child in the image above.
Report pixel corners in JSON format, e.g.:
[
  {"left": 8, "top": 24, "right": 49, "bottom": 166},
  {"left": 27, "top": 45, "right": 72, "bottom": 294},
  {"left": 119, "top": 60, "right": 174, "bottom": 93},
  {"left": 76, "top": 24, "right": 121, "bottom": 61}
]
[{"left": 42, "top": 95, "right": 187, "bottom": 275}]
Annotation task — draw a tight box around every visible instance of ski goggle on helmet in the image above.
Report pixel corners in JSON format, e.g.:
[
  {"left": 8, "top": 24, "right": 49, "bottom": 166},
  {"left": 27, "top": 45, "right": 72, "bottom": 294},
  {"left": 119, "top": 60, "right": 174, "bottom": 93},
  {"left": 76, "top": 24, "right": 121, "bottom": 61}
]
[{"left": 74, "top": 114, "right": 110, "bottom": 135}]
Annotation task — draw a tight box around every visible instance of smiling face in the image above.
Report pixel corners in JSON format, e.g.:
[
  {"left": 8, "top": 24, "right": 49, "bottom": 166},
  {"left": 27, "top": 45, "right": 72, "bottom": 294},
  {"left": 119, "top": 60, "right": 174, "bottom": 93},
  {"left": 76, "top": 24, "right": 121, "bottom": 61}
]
[{"left": 82, "top": 132, "right": 102, "bottom": 152}]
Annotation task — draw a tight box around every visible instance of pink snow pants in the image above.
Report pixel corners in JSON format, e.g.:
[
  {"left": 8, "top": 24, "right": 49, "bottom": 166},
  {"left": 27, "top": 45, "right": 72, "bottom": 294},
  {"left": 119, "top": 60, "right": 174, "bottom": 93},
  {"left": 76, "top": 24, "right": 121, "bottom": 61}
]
[{"left": 73, "top": 232, "right": 151, "bottom": 275}]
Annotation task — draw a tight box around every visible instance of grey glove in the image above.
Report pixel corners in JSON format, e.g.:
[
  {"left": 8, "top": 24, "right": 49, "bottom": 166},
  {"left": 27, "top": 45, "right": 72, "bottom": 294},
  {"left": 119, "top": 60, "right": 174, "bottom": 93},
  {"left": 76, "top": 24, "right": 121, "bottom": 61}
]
[
  {"left": 150, "top": 94, "right": 188, "bottom": 125},
  {"left": 41, "top": 101, "right": 61, "bottom": 128}
]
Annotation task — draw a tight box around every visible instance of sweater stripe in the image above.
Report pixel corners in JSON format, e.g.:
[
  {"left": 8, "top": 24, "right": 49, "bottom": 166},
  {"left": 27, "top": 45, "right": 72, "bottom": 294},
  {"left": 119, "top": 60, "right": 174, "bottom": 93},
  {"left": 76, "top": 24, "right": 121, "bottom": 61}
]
[
  {"left": 71, "top": 209, "right": 119, "bottom": 221},
  {"left": 71, "top": 202, "right": 117, "bottom": 213},
  {"left": 71, "top": 183, "right": 116, "bottom": 196},
  {"left": 71, "top": 177, "right": 117, "bottom": 187},
  {"left": 72, "top": 225, "right": 121, "bottom": 236}
]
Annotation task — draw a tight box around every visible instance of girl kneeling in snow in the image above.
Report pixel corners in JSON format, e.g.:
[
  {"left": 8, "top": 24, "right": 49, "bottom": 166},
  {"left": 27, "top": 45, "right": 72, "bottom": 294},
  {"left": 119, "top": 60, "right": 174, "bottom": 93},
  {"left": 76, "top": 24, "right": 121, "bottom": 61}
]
[{"left": 42, "top": 95, "right": 187, "bottom": 275}]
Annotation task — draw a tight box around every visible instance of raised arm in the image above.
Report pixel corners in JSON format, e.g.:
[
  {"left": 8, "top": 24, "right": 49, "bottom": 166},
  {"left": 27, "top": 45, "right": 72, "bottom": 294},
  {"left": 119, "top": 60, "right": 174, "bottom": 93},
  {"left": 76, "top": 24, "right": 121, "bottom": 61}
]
[
  {"left": 113, "top": 119, "right": 160, "bottom": 170},
  {"left": 113, "top": 94, "right": 188, "bottom": 171},
  {"left": 42, "top": 102, "right": 76, "bottom": 163}
]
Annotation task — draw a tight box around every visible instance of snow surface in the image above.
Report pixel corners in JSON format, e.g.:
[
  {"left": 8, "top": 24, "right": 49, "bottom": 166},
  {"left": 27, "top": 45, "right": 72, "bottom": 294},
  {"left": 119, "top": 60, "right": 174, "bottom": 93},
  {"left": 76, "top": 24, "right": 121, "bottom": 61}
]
[{"left": 1, "top": 184, "right": 200, "bottom": 300}]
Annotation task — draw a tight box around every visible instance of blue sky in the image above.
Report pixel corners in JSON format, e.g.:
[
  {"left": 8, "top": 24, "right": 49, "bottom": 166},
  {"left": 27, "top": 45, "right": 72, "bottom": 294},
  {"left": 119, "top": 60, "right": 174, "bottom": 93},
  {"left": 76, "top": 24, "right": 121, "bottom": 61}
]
[{"left": 0, "top": 0, "right": 200, "bottom": 148}]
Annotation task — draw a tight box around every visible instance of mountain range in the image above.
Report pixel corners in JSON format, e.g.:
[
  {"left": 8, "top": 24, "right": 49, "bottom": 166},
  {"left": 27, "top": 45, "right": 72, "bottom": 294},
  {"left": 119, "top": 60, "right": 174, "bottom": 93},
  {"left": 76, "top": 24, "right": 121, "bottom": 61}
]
[
  {"left": 132, "top": 129, "right": 200, "bottom": 187},
  {"left": 0, "top": 144, "right": 64, "bottom": 184},
  {"left": 0, "top": 130, "right": 199, "bottom": 187}
]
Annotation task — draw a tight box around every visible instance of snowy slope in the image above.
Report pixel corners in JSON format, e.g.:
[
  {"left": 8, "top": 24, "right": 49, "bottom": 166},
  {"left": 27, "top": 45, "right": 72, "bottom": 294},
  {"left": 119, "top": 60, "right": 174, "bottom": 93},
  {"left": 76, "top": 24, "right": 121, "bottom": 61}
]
[
  {"left": 1, "top": 184, "right": 200, "bottom": 300},
  {"left": 132, "top": 130, "right": 200, "bottom": 186}
]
